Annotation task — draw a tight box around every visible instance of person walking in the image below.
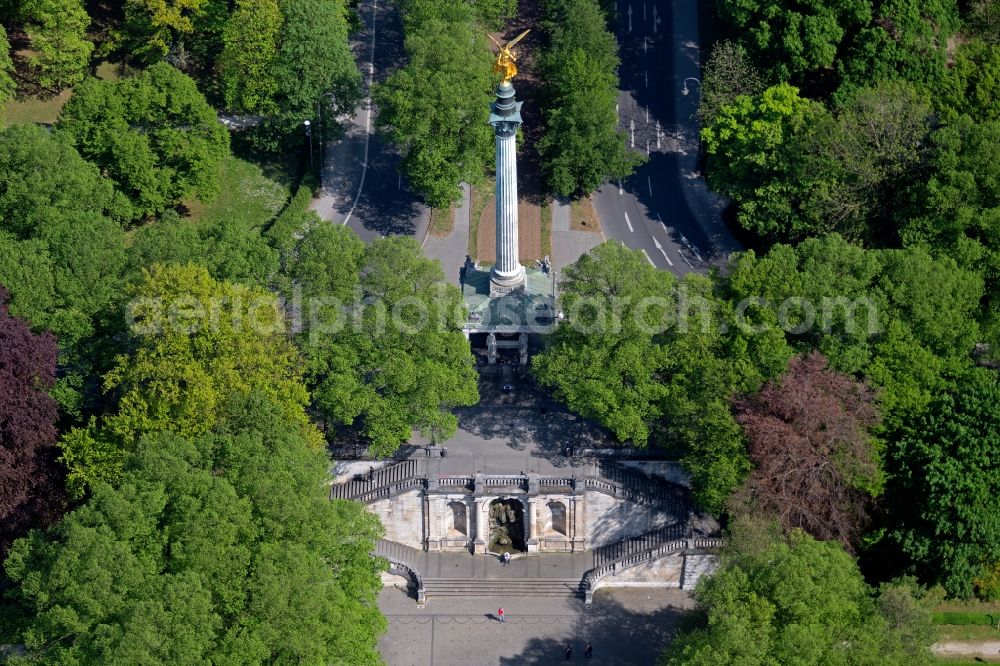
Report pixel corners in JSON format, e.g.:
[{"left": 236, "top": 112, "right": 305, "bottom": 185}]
[
  {"left": 564, "top": 644, "right": 573, "bottom": 661},
  {"left": 585, "top": 641, "right": 592, "bottom": 658},
  {"left": 498, "top": 607, "right": 505, "bottom": 624},
  {"left": 501, "top": 552, "right": 511, "bottom": 566}
]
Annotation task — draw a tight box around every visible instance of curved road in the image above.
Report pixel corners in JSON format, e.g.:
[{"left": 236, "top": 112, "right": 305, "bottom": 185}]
[
  {"left": 592, "top": 0, "right": 741, "bottom": 276},
  {"left": 310, "top": 0, "right": 429, "bottom": 242}
]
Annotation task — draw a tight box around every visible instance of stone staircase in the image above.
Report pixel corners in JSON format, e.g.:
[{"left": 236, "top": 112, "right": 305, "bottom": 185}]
[
  {"left": 595, "top": 461, "right": 691, "bottom": 516},
  {"left": 423, "top": 578, "right": 585, "bottom": 598},
  {"left": 591, "top": 522, "right": 686, "bottom": 569},
  {"left": 330, "top": 459, "right": 420, "bottom": 501}
]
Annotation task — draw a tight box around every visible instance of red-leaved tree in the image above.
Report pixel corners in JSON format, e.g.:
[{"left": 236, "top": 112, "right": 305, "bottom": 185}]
[
  {"left": 0, "top": 286, "right": 66, "bottom": 556},
  {"left": 733, "top": 351, "right": 880, "bottom": 550}
]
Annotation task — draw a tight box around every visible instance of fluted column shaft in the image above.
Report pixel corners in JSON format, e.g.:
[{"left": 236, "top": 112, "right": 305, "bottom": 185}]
[{"left": 494, "top": 129, "right": 520, "bottom": 279}]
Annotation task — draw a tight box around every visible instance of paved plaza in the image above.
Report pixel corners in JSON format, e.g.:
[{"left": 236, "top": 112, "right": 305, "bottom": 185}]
[{"left": 377, "top": 586, "right": 695, "bottom": 666}]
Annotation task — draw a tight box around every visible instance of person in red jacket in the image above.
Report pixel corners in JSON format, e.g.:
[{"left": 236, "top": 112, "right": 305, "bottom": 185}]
[{"left": 498, "top": 607, "right": 505, "bottom": 623}]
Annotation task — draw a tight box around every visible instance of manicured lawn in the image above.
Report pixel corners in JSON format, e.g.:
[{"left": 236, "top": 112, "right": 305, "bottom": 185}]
[{"left": 184, "top": 154, "right": 291, "bottom": 230}]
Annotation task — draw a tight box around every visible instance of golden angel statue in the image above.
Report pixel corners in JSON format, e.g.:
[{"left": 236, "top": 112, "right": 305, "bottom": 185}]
[{"left": 489, "top": 29, "right": 530, "bottom": 83}]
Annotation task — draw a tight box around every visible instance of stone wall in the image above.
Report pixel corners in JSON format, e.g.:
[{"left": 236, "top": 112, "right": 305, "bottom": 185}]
[
  {"left": 585, "top": 492, "right": 673, "bottom": 548},
  {"left": 592, "top": 555, "right": 684, "bottom": 590},
  {"left": 369, "top": 489, "right": 424, "bottom": 548}
]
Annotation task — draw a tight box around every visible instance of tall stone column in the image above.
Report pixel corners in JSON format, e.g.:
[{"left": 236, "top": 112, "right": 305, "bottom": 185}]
[{"left": 489, "top": 81, "right": 526, "bottom": 297}]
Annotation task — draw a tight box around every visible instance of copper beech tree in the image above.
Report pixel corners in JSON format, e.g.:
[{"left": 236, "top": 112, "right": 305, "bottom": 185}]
[
  {"left": 733, "top": 351, "right": 881, "bottom": 550},
  {"left": 0, "top": 286, "right": 66, "bottom": 556}
]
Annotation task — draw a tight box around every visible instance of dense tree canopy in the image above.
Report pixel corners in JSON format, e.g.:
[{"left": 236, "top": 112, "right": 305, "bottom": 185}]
[
  {"left": 290, "top": 230, "right": 479, "bottom": 456},
  {"left": 717, "top": 0, "right": 872, "bottom": 81},
  {"left": 537, "top": 0, "right": 641, "bottom": 196},
  {"left": 0, "top": 25, "right": 15, "bottom": 103},
  {"left": 533, "top": 241, "right": 790, "bottom": 512},
  {"left": 661, "top": 525, "right": 934, "bottom": 665},
  {"left": 5, "top": 393, "right": 386, "bottom": 664},
  {"left": 21, "top": 0, "right": 94, "bottom": 88},
  {"left": 886, "top": 369, "right": 1000, "bottom": 599},
  {"left": 59, "top": 62, "right": 229, "bottom": 219},
  {"left": 59, "top": 264, "right": 315, "bottom": 495},
  {"left": 734, "top": 352, "right": 881, "bottom": 550},
  {"left": 373, "top": 0, "right": 493, "bottom": 207},
  {"left": 0, "top": 287, "right": 66, "bottom": 558}
]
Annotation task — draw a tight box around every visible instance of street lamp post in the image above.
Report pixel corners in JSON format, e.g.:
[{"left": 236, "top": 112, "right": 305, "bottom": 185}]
[
  {"left": 303, "top": 119, "right": 313, "bottom": 173},
  {"left": 681, "top": 77, "right": 701, "bottom": 96},
  {"left": 316, "top": 92, "right": 336, "bottom": 189}
]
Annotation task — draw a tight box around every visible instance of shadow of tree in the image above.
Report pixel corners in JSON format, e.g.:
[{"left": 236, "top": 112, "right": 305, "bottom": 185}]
[{"left": 497, "top": 590, "right": 696, "bottom": 665}]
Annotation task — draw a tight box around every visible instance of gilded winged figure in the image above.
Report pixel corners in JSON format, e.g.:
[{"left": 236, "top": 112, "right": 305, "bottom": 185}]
[{"left": 489, "top": 29, "right": 530, "bottom": 83}]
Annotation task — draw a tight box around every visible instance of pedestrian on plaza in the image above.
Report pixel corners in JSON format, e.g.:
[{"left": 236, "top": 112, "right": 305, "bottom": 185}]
[
  {"left": 565, "top": 645, "right": 573, "bottom": 661},
  {"left": 501, "top": 552, "right": 511, "bottom": 566},
  {"left": 368, "top": 466, "right": 375, "bottom": 482},
  {"left": 498, "top": 607, "right": 505, "bottom": 623},
  {"left": 585, "top": 641, "right": 592, "bottom": 658}
]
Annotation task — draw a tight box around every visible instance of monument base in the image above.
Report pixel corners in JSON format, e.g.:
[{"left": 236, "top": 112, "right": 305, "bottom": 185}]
[{"left": 489, "top": 265, "right": 526, "bottom": 298}]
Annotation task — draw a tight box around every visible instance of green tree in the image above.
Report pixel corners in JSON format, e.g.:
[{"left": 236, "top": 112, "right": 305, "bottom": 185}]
[
  {"left": 0, "top": 25, "right": 15, "bottom": 104},
  {"left": 293, "top": 233, "right": 479, "bottom": 456},
  {"left": 900, "top": 117, "right": 1000, "bottom": 343},
  {"left": 537, "top": 0, "right": 642, "bottom": 196},
  {"left": 718, "top": 0, "right": 872, "bottom": 81},
  {"left": 939, "top": 40, "right": 1000, "bottom": 123},
  {"left": 59, "top": 264, "right": 315, "bottom": 492},
  {"left": 838, "top": 0, "right": 958, "bottom": 98},
  {"left": 661, "top": 524, "right": 934, "bottom": 665},
  {"left": 701, "top": 83, "right": 825, "bottom": 239},
  {"left": 59, "top": 62, "right": 229, "bottom": 219},
  {"left": 124, "top": 0, "right": 207, "bottom": 62},
  {"left": 468, "top": 0, "right": 516, "bottom": 29},
  {"left": 219, "top": 0, "right": 283, "bottom": 114},
  {"left": 886, "top": 369, "right": 1000, "bottom": 599},
  {"left": 6, "top": 393, "right": 386, "bottom": 664},
  {"left": 373, "top": 0, "right": 493, "bottom": 207},
  {"left": 697, "top": 40, "right": 764, "bottom": 126},
  {"left": 533, "top": 242, "right": 775, "bottom": 512},
  {"left": 21, "top": 0, "right": 94, "bottom": 89}
]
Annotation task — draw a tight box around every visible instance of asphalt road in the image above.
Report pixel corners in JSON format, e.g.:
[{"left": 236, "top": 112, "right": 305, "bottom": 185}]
[
  {"left": 592, "top": 0, "right": 741, "bottom": 276},
  {"left": 311, "top": 0, "right": 428, "bottom": 243}
]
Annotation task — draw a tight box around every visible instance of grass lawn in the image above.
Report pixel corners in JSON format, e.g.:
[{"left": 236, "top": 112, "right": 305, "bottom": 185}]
[
  {"left": 184, "top": 154, "right": 291, "bottom": 230},
  {"left": 428, "top": 205, "right": 455, "bottom": 237},
  {"left": 937, "top": 624, "right": 1000, "bottom": 641},
  {"left": 540, "top": 199, "right": 552, "bottom": 257},
  {"left": 570, "top": 196, "right": 601, "bottom": 232},
  {"left": 468, "top": 178, "right": 494, "bottom": 257},
  {"left": 2, "top": 88, "right": 72, "bottom": 125}
]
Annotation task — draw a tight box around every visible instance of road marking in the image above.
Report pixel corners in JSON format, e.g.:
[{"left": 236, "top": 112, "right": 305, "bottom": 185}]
[
  {"left": 645, "top": 107, "right": 648, "bottom": 123},
  {"left": 644, "top": 36, "right": 647, "bottom": 53},
  {"left": 618, "top": 180, "right": 623, "bottom": 195},
  {"left": 647, "top": 176, "right": 653, "bottom": 197},
  {"left": 643, "top": 3, "right": 646, "bottom": 20},
  {"left": 344, "top": 0, "right": 378, "bottom": 226},
  {"left": 641, "top": 249, "right": 655, "bottom": 266},
  {"left": 645, "top": 70, "right": 648, "bottom": 88},
  {"left": 656, "top": 120, "right": 661, "bottom": 148},
  {"left": 397, "top": 172, "right": 401, "bottom": 189},
  {"left": 646, "top": 139, "right": 650, "bottom": 156},
  {"left": 630, "top": 118, "right": 635, "bottom": 147},
  {"left": 652, "top": 237, "right": 673, "bottom": 267},
  {"left": 624, "top": 212, "right": 634, "bottom": 232},
  {"left": 652, "top": 4, "right": 659, "bottom": 33},
  {"left": 627, "top": 3, "right": 633, "bottom": 31},
  {"left": 615, "top": 102, "right": 619, "bottom": 123}
]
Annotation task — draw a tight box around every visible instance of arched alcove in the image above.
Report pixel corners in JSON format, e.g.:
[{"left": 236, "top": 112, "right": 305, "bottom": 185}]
[
  {"left": 547, "top": 501, "right": 567, "bottom": 536},
  {"left": 448, "top": 501, "right": 467, "bottom": 536}
]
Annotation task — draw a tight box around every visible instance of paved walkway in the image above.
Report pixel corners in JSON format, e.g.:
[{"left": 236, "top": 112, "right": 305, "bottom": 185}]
[
  {"left": 551, "top": 199, "right": 604, "bottom": 271},
  {"left": 422, "top": 182, "right": 470, "bottom": 287},
  {"left": 377, "top": 586, "right": 695, "bottom": 666},
  {"left": 380, "top": 540, "right": 594, "bottom": 581}
]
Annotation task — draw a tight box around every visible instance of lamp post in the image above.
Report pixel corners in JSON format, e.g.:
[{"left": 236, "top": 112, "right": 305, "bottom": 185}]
[
  {"left": 681, "top": 77, "right": 701, "bottom": 96},
  {"left": 303, "top": 119, "right": 313, "bottom": 174},
  {"left": 316, "top": 92, "right": 336, "bottom": 189}
]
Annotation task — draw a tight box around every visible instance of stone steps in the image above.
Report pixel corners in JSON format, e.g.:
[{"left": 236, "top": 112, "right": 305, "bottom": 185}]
[
  {"left": 423, "top": 578, "right": 584, "bottom": 598},
  {"left": 331, "top": 459, "right": 419, "bottom": 500},
  {"left": 592, "top": 522, "right": 686, "bottom": 569}
]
